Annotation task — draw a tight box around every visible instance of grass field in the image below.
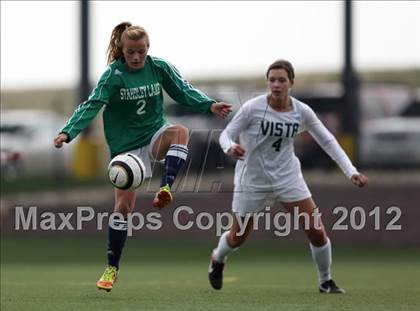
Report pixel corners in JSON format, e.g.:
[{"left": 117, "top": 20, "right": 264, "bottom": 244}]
[{"left": 1, "top": 236, "right": 419, "bottom": 311}]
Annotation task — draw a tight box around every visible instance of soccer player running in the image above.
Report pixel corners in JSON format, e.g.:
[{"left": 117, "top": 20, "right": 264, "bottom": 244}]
[
  {"left": 208, "top": 59, "right": 368, "bottom": 294},
  {"left": 53, "top": 22, "right": 231, "bottom": 292}
]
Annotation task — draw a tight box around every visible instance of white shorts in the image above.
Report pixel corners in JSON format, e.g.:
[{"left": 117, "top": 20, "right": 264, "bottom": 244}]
[
  {"left": 232, "top": 175, "right": 312, "bottom": 216},
  {"left": 121, "top": 123, "right": 172, "bottom": 178}
]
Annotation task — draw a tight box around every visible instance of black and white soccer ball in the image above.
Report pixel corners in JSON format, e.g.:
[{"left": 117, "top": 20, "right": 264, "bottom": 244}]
[{"left": 107, "top": 153, "right": 146, "bottom": 190}]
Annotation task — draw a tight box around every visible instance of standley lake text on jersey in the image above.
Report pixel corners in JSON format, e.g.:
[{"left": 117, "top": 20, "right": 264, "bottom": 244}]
[{"left": 120, "top": 83, "right": 161, "bottom": 100}]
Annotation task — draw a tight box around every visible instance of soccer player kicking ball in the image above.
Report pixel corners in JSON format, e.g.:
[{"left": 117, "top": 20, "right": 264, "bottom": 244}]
[
  {"left": 54, "top": 21, "right": 231, "bottom": 292},
  {"left": 208, "top": 59, "right": 368, "bottom": 294}
]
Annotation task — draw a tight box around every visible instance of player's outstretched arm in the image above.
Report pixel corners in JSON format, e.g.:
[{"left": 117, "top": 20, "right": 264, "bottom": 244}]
[{"left": 302, "top": 104, "right": 359, "bottom": 179}]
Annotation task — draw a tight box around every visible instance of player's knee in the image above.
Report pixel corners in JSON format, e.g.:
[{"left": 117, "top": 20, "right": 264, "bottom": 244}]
[
  {"left": 171, "top": 124, "right": 189, "bottom": 143},
  {"left": 173, "top": 124, "right": 189, "bottom": 135}
]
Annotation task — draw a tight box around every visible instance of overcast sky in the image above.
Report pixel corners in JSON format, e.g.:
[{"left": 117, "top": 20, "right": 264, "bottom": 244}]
[{"left": 1, "top": 1, "right": 419, "bottom": 89}]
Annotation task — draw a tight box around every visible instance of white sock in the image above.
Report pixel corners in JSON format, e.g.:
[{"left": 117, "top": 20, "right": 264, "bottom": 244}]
[
  {"left": 310, "top": 237, "right": 332, "bottom": 284},
  {"left": 212, "top": 231, "right": 236, "bottom": 263}
]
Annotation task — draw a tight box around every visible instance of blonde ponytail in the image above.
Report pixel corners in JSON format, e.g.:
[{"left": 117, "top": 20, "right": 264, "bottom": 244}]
[{"left": 106, "top": 22, "right": 150, "bottom": 64}]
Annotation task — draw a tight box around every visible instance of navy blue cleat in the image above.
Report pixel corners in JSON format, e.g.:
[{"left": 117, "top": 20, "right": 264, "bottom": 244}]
[{"left": 208, "top": 258, "right": 224, "bottom": 290}]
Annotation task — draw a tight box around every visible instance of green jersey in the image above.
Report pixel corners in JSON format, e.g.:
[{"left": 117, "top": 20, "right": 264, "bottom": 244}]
[{"left": 61, "top": 56, "right": 215, "bottom": 157}]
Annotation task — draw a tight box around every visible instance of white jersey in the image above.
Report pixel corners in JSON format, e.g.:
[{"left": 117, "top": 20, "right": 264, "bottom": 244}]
[{"left": 220, "top": 94, "right": 358, "bottom": 189}]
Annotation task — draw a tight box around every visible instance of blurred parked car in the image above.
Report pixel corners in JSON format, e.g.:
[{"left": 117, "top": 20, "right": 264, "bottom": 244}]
[
  {"left": 359, "top": 117, "right": 420, "bottom": 167},
  {"left": 0, "top": 109, "right": 74, "bottom": 178},
  {"left": 359, "top": 88, "right": 420, "bottom": 167}
]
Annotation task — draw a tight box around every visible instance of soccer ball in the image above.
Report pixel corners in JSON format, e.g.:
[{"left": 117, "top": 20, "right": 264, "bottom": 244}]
[{"left": 108, "top": 153, "right": 146, "bottom": 190}]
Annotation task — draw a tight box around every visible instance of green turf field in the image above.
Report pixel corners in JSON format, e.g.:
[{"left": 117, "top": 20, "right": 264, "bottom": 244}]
[{"left": 1, "top": 236, "right": 419, "bottom": 311}]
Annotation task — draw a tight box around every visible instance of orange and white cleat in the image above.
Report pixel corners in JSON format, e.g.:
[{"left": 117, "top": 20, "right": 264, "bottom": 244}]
[
  {"left": 96, "top": 265, "right": 118, "bottom": 292},
  {"left": 152, "top": 184, "right": 173, "bottom": 209}
]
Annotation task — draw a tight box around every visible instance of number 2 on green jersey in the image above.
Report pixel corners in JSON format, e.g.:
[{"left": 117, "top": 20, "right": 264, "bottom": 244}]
[{"left": 136, "top": 100, "right": 146, "bottom": 115}]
